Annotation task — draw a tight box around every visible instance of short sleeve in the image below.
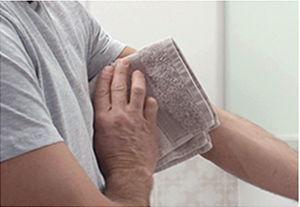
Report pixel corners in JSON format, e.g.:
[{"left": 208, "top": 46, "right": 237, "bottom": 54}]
[
  {"left": 85, "top": 9, "right": 126, "bottom": 80},
  {"left": 0, "top": 15, "right": 63, "bottom": 162}
]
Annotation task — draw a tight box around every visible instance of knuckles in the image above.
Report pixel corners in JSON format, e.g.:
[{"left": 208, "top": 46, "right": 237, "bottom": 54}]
[
  {"left": 111, "top": 112, "right": 132, "bottom": 127},
  {"left": 95, "top": 107, "right": 152, "bottom": 133},
  {"left": 111, "top": 83, "right": 126, "bottom": 91},
  {"left": 94, "top": 87, "right": 109, "bottom": 98},
  {"left": 131, "top": 86, "right": 146, "bottom": 96},
  {"left": 101, "top": 67, "right": 113, "bottom": 78}
]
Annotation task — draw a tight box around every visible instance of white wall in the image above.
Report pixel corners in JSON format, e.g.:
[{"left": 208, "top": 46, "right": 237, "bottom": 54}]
[
  {"left": 225, "top": 1, "right": 298, "bottom": 141},
  {"left": 86, "top": 1, "right": 225, "bottom": 108},
  {"left": 84, "top": 1, "right": 239, "bottom": 206},
  {"left": 82, "top": 1, "right": 298, "bottom": 206},
  {"left": 225, "top": 1, "right": 298, "bottom": 207}
]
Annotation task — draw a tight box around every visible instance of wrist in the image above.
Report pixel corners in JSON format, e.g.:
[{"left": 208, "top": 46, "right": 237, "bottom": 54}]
[{"left": 104, "top": 167, "right": 154, "bottom": 206}]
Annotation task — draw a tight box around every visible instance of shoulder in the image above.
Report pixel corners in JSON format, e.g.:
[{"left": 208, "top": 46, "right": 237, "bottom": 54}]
[
  {"left": 44, "top": 1, "right": 92, "bottom": 23},
  {"left": 0, "top": 7, "right": 34, "bottom": 72}
]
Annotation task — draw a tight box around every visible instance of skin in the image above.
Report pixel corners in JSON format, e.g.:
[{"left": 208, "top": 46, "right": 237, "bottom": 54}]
[
  {"left": 93, "top": 59, "right": 159, "bottom": 206},
  {"left": 123, "top": 47, "right": 298, "bottom": 201},
  {"left": 1, "top": 48, "right": 158, "bottom": 206},
  {"left": 203, "top": 107, "right": 298, "bottom": 200},
  {"left": 1, "top": 46, "right": 297, "bottom": 206}
]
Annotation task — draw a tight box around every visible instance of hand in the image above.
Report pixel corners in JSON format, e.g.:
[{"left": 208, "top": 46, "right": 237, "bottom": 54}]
[{"left": 93, "top": 58, "right": 159, "bottom": 180}]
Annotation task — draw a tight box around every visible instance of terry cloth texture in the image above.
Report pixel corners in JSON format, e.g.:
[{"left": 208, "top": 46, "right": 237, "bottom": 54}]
[{"left": 89, "top": 38, "right": 220, "bottom": 172}]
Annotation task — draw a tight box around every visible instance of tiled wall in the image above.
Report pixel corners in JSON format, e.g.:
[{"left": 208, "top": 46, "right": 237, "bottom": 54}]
[
  {"left": 81, "top": 1, "right": 298, "bottom": 206},
  {"left": 81, "top": 1, "right": 236, "bottom": 206},
  {"left": 152, "top": 156, "right": 238, "bottom": 206}
]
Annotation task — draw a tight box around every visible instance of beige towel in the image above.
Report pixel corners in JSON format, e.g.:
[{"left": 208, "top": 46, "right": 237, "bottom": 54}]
[{"left": 89, "top": 38, "right": 220, "bottom": 172}]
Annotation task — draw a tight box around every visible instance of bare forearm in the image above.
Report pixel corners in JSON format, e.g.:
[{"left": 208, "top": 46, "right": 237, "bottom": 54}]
[
  {"left": 202, "top": 107, "right": 298, "bottom": 200},
  {"left": 104, "top": 168, "right": 153, "bottom": 206},
  {"left": 93, "top": 59, "right": 158, "bottom": 206}
]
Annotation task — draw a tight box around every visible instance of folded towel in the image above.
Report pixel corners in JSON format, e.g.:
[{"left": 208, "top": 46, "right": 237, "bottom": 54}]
[{"left": 89, "top": 37, "right": 220, "bottom": 172}]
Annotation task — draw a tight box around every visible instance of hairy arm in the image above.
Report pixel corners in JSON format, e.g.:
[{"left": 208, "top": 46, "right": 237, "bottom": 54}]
[
  {"left": 93, "top": 59, "right": 158, "bottom": 206},
  {"left": 202, "top": 106, "right": 298, "bottom": 200},
  {"left": 117, "top": 47, "right": 298, "bottom": 200},
  {"left": 1, "top": 57, "right": 158, "bottom": 206},
  {"left": 116, "top": 47, "right": 298, "bottom": 201},
  {"left": 1, "top": 142, "right": 155, "bottom": 206},
  {"left": 1, "top": 142, "right": 116, "bottom": 206}
]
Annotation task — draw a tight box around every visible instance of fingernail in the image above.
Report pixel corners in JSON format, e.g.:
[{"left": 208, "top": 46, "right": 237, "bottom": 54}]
[
  {"left": 104, "top": 66, "right": 114, "bottom": 73},
  {"left": 120, "top": 58, "right": 129, "bottom": 66}
]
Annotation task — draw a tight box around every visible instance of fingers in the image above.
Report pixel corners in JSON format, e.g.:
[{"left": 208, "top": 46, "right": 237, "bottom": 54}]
[
  {"left": 111, "top": 59, "right": 129, "bottom": 109},
  {"left": 128, "top": 69, "right": 158, "bottom": 119},
  {"left": 93, "top": 59, "right": 158, "bottom": 121},
  {"left": 144, "top": 97, "right": 158, "bottom": 121},
  {"left": 93, "top": 66, "right": 114, "bottom": 112},
  {"left": 129, "top": 70, "right": 146, "bottom": 112}
]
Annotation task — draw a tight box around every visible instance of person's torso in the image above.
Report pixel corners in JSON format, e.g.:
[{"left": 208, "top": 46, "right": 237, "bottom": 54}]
[{"left": 2, "top": 1, "right": 104, "bottom": 189}]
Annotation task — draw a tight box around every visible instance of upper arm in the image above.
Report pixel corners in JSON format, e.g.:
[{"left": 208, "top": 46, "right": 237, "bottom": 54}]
[
  {"left": 86, "top": 12, "right": 128, "bottom": 79},
  {"left": 117, "top": 46, "right": 136, "bottom": 59},
  {"left": 0, "top": 16, "right": 116, "bottom": 206},
  {"left": 85, "top": 5, "right": 136, "bottom": 79},
  {"left": 1, "top": 142, "right": 116, "bottom": 206},
  {"left": 88, "top": 46, "right": 136, "bottom": 99},
  {"left": 0, "top": 15, "right": 64, "bottom": 162}
]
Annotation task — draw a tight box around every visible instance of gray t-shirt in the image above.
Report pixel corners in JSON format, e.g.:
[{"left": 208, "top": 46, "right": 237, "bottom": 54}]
[{"left": 0, "top": 1, "right": 126, "bottom": 190}]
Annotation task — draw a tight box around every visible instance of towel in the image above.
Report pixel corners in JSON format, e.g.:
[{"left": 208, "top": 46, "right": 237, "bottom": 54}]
[{"left": 89, "top": 37, "right": 220, "bottom": 172}]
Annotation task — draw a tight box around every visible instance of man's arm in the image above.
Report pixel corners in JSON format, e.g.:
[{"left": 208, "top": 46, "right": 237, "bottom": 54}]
[
  {"left": 93, "top": 59, "right": 159, "bottom": 206},
  {"left": 113, "top": 46, "right": 298, "bottom": 200},
  {"left": 1, "top": 59, "right": 158, "bottom": 206},
  {"left": 118, "top": 46, "right": 298, "bottom": 200},
  {"left": 1, "top": 142, "right": 116, "bottom": 206},
  {"left": 118, "top": 46, "right": 136, "bottom": 58},
  {"left": 202, "top": 106, "right": 298, "bottom": 200}
]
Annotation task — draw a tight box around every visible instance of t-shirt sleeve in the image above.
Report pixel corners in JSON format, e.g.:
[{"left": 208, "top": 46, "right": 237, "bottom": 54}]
[
  {"left": 0, "top": 16, "right": 64, "bottom": 162},
  {"left": 85, "top": 8, "right": 127, "bottom": 80}
]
